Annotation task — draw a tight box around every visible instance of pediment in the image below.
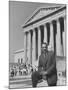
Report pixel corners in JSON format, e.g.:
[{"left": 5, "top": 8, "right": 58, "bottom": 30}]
[{"left": 23, "top": 6, "right": 64, "bottom": 27}]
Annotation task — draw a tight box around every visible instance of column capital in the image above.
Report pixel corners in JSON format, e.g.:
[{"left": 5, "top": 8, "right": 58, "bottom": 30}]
[
  {"left": 63, "top": 15, "right": 66, "bottom": 21},
  {"left": 37, "top": 25, "right": 41, "bottom": 30},
  {"left": 44, "top": 23, "right": 47, "bottom": 27},
  {"left": 49, "top": 21, "right": 54, "bottom": 25},
  {"left": 52, "top": 17, "right": 61, "bottom": 23}
]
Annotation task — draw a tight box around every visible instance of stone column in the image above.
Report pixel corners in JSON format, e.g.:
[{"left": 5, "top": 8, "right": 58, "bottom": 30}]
[
  {"left": 32, "top": 29, "right": 36, "bottom": 66},
  {"left": 28, "top": 31, "right": 31, "bottom": 65},
  {"left": 63, "top": 16, "right": 66, "bottom": 57},
  {"left": 44, "top": 24, "right": 47, "bottom": 43},
  {"left": 38, "top": 26, "right": 41, "bottom": 60},
  {"left": 56, "top": 19, "right": 63, "bottom": 56},
  {"left": 49, "top": 22, "right": 54, "bottom": 51},
  {"left": 24, "top": 32, "right": 27, "bottom": 63}
]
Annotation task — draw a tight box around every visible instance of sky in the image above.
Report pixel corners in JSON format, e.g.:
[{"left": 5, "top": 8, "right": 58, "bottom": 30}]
[{"left": 9, "top": 1, "right": 62, "bottom": 62}]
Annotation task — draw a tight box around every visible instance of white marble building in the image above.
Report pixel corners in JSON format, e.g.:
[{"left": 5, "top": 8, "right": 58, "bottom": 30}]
[
  {"left": 14, "top": 49, "right": 24, "bottom": 64},
  {"left": 22, "top": 5, "right": 66, "bottom": 68}
]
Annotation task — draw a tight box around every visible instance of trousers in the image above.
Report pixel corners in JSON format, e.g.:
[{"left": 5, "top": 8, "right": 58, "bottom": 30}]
[{"left": 31, "top": 71, "right": 57, "bottom": 87}]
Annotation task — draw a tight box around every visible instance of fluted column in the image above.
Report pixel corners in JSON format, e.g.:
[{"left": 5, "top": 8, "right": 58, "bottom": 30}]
[
  {"left": 28, "top": 31, "right": 31, "bottom": 65},
  {"left": 32, "top": 29, "right": 36, "bottom": 66},
  {"left": 38, "top": 27, "right": 41, "bottom": 60},
  {"left": 24, "top": 32, "right": 27, "bottom": 63},
  {"left": 56, "top": 19, "right": 63, "bottom": 56},
  {"left": 49, "top": 22, "right": 54, "bottom": 51},
  {"left": 63, "top": 17, "right": 66, "bottom": 57},
  {"left": 44, "top": 24, "right": 47, "bottom": 43}
]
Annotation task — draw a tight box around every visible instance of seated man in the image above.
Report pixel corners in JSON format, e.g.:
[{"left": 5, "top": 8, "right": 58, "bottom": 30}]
[{"left": 31, "top": 42, "right": 57, "bottom": 87}]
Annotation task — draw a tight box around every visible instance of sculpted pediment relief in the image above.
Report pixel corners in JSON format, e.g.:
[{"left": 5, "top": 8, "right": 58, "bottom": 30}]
[{"left": 23, "top": 6, "right": 62, "bottom": 27}]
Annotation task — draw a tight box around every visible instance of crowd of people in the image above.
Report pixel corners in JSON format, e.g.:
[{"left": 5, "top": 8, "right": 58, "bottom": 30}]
[{"left": 9, "top": 63, "right": 33, "bottom": 77}]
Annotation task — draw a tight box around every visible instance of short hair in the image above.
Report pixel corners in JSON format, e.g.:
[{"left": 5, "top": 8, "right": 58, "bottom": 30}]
[{"left": 42, "top": 42, "right": 48, "bottom": 48}]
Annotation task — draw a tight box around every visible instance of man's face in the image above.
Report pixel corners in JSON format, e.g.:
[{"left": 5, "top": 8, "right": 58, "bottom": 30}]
[{"left": 42, "top": 44, "right": 47, "bottom": 54}]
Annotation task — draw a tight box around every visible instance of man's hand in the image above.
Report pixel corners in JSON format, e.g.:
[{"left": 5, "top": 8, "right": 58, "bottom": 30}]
[
  {"left": 40, "top": 71, "right": 47, "bottom": 75},
  {"left": 40, "top": 71, "right": 47, "bottom": 80}
]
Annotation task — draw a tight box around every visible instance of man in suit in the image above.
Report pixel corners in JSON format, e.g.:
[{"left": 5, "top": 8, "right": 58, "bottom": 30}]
[{"left": 31, "top": 42, "right": 57, "bottom": 87}]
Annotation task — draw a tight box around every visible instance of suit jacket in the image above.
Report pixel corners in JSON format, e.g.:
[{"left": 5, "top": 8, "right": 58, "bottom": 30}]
[{"left": 38, "top": 51, "right": 57, "bottom": 84}]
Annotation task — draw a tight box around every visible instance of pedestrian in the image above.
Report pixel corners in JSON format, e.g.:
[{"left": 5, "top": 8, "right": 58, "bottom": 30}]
[
  {"left": 31, "top": 42, "right": 57, "bottom": 87},
  {"left": 11, "top": 69, "right": 14, "bottom": 77}
]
